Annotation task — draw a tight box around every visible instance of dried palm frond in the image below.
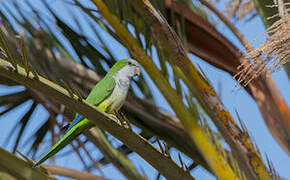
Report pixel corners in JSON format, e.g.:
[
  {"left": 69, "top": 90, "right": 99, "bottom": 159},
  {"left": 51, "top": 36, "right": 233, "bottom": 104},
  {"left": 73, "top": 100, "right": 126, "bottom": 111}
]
[
  {"left": 210, "top": 0, "right": 256, "bottom": 21},
  {"left": 236, "top": 2, "right": 290, "bottom": 86}
]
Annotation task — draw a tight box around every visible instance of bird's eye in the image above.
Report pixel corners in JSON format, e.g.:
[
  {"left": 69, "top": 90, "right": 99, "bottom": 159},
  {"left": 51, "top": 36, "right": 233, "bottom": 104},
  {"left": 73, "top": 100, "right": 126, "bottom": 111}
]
[{"left": 128, "top": 62, "right": 132, "bottom": 65}]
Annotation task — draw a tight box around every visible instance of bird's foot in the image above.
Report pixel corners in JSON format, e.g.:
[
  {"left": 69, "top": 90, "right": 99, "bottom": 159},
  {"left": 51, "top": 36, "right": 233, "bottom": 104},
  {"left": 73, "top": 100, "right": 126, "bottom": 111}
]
[
  {"left": 111, "top": 111, "right": 132, "bottom": 130},
  {"left": 118, "top": 112, "right": 132, "bottom": 130},
  {"left": 107, "top": 114, "right": 119, "bottom": 122}
]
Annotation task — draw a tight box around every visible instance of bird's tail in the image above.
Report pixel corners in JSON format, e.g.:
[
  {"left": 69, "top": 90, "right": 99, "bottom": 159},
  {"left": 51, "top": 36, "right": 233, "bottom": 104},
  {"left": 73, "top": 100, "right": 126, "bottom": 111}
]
[{"left": 32, "top": 125, "right": 83, "bottom": 168}]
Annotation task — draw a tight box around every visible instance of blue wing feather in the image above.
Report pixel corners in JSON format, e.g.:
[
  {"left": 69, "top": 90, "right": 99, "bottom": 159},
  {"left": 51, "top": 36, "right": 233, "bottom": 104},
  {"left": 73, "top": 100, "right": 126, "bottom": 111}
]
[{"left": 65, "top": 114, "right": 84, "bottom": 133}]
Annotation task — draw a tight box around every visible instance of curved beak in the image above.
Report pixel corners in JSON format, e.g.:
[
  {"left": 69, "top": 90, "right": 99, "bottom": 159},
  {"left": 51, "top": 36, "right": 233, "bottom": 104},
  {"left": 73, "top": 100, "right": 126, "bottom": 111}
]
[{"left": 134, "top": 66, "right": 140, "bottom": 76}]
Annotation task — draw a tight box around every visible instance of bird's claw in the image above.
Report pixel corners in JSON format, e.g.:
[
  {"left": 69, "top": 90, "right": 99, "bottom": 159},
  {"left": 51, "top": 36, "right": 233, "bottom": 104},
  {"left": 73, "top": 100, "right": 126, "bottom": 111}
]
[
  {"left": 108, "top": 114, "right": 118, "bottom": 121},
  {"left": 110, "top": 111, "right": 132, "bottom": 130}
]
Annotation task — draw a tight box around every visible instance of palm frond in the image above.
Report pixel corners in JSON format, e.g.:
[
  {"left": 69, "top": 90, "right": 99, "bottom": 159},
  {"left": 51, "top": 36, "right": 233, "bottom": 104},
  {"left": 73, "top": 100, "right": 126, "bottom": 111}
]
[
  {"left": 0, "top": 0, "right": 286, "bottom": 179},
  {"left": 0, "top": 147, "right": 55, "bottom": 179}
]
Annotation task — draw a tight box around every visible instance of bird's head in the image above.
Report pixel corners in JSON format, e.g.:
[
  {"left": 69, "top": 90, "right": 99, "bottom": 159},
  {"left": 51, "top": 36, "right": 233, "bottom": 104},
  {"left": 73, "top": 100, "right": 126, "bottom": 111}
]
[
  {"left": 126, "top": 59, "right": 140, "bottom": 77},
  {"left": 109, "top": 59, "right": 140, "bottom": 78}
]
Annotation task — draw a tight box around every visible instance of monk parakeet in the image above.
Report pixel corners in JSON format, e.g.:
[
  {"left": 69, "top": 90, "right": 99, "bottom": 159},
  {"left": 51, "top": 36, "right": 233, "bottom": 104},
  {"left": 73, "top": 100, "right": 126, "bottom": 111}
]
[{"left": 32, "top": 59, "right": 140, "bottom": 167}]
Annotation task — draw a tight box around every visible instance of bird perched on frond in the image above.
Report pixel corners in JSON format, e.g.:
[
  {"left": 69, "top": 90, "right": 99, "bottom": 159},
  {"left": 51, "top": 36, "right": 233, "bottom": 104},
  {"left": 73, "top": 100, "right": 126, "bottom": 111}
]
[{"left": 32, "top": 59, "right": 140, "bottom": 167}]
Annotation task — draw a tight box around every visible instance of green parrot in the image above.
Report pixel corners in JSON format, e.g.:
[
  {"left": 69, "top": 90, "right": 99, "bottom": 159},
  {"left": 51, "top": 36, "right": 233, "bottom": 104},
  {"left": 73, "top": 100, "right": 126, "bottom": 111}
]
[{"left": 32, "top": 59, "right": 140, "bottom": 168}]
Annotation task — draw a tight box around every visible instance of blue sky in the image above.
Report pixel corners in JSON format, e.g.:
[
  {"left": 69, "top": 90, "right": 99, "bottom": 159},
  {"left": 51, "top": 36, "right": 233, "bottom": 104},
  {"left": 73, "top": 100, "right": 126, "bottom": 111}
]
[{"left": 0, "top": 0, "right": 289, "bottom": 179}]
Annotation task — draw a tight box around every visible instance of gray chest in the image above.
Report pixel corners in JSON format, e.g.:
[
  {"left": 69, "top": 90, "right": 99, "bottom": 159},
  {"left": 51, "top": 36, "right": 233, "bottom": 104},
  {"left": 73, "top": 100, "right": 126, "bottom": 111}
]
[{"left": 106, "top": 76, "right": 130, "bottom": 113}]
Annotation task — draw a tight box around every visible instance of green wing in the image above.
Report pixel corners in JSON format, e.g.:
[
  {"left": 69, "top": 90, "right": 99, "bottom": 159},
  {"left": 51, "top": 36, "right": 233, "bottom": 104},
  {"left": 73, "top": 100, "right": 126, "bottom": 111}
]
[
  {"left": 65, "top": 75, "right": 116, "bottom": 131},
  {"left": 86, "top": 75, "right": 116, "bottom": 105}
]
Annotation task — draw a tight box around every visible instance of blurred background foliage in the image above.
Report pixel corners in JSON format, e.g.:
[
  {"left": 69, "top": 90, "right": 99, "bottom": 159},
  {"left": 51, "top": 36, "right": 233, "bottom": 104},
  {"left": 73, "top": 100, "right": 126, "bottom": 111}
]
[{"left": 0, "top": 0, "right": 289, "bottom": 179}]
